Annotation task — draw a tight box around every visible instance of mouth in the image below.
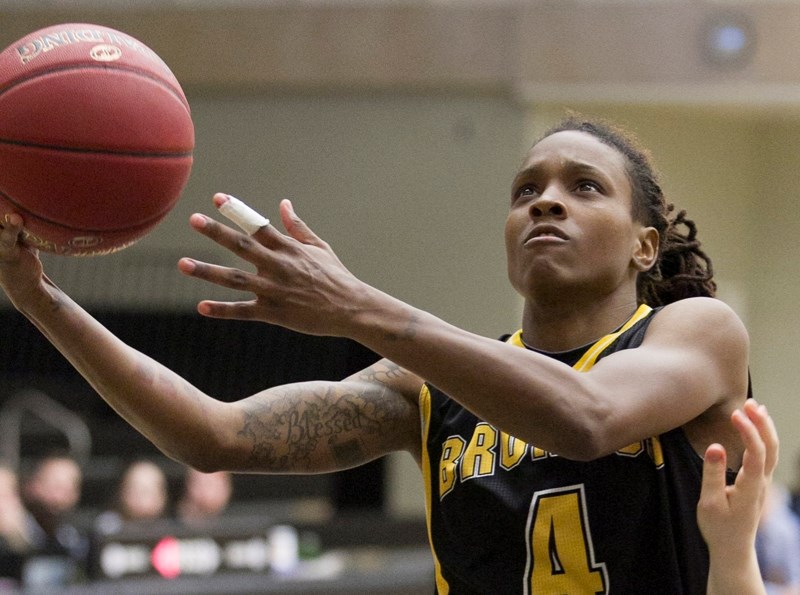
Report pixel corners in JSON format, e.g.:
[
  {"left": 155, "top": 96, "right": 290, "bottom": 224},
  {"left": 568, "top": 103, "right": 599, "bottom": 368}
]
[{"left": 524, "top": 225, "right": 568, "bottom": 245}]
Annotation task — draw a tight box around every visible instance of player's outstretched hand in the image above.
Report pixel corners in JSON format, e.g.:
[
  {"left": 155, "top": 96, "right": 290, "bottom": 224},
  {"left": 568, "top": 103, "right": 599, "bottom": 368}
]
[
  {"left": 179, "top": 194, "right": 371, "bottom": 336},
  {"left": 698, "top": 399, "right": 776, "bottom": 595},
  {"left": 0, "top": 213, "right": 46, "bottom": 308}
]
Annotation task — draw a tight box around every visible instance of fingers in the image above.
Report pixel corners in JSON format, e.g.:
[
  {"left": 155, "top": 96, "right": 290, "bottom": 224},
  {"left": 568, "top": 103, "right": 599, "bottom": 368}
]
[
  {"left": 727, "top": 400, "right": 778, "bottom": 512},
  {"left": 0, "top": 213, "right": 23, "bottom": 239},
  {"left": 731, "top": 408, "right": 764, "bottom": 493},
  {"left": 279, "top": 199, "right": 328, "bottom": 248},
  {"left": 178, "top": 257, "right": 264, "bottom": 293},
  {"left": 0, "top": 213, "right": 24, "bottom": 255},
  {"left": 742, "top": 400, "right": 779, "bottom": 477},
  {"left": 700, "top": 443, "right": 728, "bottom": 507},
  {"left": 732, "top": 403, "right": 767, "bottom": 475},
  {"left": 1, "top": 213, "right": 23, "bottom": 228},
  {"left": 178, "top": 257, "right": 283, "bottom": 321},
  {"left": 181, "top": 195, "right": 345, "bottom": 331},
  {"left": 195, "top": 299, "right": 263, "bottom": 320},
  {"left": 188, "top": 195, "right": 334, "bottom": 275},
  {"left": 188, "top": 210, "right": 276, "bottom": 263},
  {"left": 699, "top": 400, "right": 778, "bottom": 546}
]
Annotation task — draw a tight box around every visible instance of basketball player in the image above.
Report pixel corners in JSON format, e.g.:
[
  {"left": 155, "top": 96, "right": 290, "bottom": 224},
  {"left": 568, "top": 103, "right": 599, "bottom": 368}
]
[{"left": 0, "top": 117, "right": 765, "bottom": 592}]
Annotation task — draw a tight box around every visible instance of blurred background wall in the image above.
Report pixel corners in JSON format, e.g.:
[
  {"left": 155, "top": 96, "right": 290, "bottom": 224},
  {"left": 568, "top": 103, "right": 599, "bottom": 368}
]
[{"left": 1, "top": 0, "right": 799, "bottom": 514}]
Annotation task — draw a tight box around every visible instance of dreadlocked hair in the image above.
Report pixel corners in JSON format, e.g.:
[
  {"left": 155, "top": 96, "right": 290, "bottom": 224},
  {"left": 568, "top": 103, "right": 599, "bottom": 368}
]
[{"left": 540, "top": 115, "right": 716, "bottom": 306}]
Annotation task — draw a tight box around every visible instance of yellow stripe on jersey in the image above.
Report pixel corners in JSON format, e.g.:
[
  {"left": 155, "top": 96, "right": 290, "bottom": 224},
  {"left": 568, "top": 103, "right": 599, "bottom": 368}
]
[
  {"left": 573, "top": 304, "right": 652, "bottom": 372},
  {"left": 507, "top": 303, "right": 652, "bottom": 372},
  {"left": 419, "top": 384, "right": 450, "bottom": 594}
]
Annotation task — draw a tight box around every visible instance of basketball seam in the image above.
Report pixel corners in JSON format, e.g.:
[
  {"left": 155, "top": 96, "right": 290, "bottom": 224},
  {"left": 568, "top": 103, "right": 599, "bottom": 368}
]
[
  {"left": 0, "top": 188, "right": 176, "bottom": 233},
  {"left": 0, "top": 137, "right": 193, "bottom": 158},
  {"left": 0, "top": 63, "right": 191, "bottom": 112}
]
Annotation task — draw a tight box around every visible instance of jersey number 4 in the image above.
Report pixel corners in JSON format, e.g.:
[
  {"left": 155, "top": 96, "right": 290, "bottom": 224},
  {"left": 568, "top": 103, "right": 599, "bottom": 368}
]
[{"left": 524, "top": 485, "right": 608, "bottom": 594}]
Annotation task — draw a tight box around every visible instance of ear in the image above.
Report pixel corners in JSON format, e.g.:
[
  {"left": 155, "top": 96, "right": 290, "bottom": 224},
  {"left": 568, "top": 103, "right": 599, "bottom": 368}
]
[{"left": 632, "top": 226, "right": 659, "bottom": 272}]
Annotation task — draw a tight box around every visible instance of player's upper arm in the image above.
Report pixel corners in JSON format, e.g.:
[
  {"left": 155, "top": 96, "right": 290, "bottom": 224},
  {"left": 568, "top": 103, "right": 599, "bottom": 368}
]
[
  {"left": 209, "top": 358, "right": 423, "bottom": 473},
  {"left": 576, "top": 297, "right": 749, "bottom": 458},
  {"left": 343, "top": 358, "right": 425, "bottom": 461}
]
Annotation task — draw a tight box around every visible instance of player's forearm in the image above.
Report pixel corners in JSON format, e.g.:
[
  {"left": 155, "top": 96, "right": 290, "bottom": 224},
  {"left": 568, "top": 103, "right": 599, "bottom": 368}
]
[
  {"left": 15, "top": 279, "right": 226, "bottom": 467},
  {"left": 346, "top": 290, "right": 594, "bottom": 457},
  {"left": 14, "top": 281, "right": 418, "bottom": 473}
]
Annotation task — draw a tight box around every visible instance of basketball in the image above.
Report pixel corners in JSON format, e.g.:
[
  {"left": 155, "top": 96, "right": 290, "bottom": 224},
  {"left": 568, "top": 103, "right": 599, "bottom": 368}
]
[{"left": 0, "top": 23, "right": 194, "bottom": 256}]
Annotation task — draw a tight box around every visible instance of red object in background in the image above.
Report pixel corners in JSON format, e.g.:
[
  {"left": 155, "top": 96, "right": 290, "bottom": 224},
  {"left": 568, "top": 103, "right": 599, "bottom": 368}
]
[{"left": 151, "top": 536, "right": 181, "bottom": 580}]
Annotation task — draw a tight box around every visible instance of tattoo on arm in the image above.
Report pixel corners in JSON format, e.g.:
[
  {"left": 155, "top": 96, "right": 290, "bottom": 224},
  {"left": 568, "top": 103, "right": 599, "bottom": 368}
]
[
  {"left": 238, "top": 399, "right": 291, "bottom": 471},
  {"left": 384, "top": 312, "right": 420, "bottom": 342},
  {"left": 330, "top": 439, "right": 365, "bottom": 468},
  {"left": 356, "top": 360, "right": 407, "bottom": 385},
  {"left": 236, "top": 375, "right": 415, "bottom": 472}
]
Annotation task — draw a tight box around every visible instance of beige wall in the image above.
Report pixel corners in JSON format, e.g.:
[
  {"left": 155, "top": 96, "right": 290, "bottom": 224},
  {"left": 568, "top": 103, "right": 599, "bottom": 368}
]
[
  {"left": 748, "top": 118, "right": 800, "bottom": 487},
  {"left": 38, "top": 92, "right": 527, "bottom": 337}
]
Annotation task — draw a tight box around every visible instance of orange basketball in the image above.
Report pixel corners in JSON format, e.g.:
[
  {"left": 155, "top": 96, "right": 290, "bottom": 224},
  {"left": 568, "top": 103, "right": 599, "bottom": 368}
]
[{"left": 0, "top": 23, "right": 194, "bottom": 256}]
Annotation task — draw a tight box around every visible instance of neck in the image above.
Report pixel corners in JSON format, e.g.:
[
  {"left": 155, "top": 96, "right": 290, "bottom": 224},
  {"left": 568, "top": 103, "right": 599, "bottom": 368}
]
[{"left": 520, "top": 293, "right": 641, "bottom": 352}]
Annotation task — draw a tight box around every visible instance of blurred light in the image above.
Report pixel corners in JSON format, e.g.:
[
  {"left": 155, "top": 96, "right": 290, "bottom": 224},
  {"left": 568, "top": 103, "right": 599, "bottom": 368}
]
[
  {"left": 713, "top": 25, "right": 747, "bottom": 56},
  {"left": 151, "top": 536, "right": 181, "bottom": 579},
  {"left": 98, "top": 531, "right": 275, "bottom": 579},
  {"left": 270, "top": 525, "right": 299, "bottom": 574},
  {"left": 701, "top": 12, "right": 756, "bottom": 68}
]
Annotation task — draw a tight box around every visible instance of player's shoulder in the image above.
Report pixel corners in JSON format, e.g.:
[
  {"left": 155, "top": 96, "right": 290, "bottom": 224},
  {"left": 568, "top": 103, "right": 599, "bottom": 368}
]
[
  {"left": 657, "top": 296, "right": 742, "bottom": 322},
  {"left": 651, "top": 297, "right": 748, "bottom": 343}
]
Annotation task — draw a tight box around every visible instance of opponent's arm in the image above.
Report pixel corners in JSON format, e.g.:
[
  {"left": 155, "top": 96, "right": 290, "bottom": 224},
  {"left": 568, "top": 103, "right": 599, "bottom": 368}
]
[{"left": 700, "top": 400, "right": 776, "bottom": 595}]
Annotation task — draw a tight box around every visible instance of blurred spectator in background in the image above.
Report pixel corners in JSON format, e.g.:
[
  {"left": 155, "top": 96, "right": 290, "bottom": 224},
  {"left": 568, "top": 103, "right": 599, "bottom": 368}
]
[
  {"left": 94, "top": 459, "right": 169, "bottom": 535},
  {"left": 788, "top": 451, "right": 800, "bottom": 519},
  {"left": 176, "top": 468, "right": 233, "bottom": 526},
  {"left": 757, "top": 481, "right": 800, "bottom": 594},
  {"left": 0, "top": 462, "right": 32, "bottom": 587},
  {"left": 20, "top": 452, "right": 87, "bottom": 588}
]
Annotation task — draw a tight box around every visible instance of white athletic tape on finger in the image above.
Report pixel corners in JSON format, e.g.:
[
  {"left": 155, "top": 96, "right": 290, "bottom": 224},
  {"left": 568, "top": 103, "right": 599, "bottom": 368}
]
[{"left": 218, "top": 196, "right": 270, "bottom": 235}]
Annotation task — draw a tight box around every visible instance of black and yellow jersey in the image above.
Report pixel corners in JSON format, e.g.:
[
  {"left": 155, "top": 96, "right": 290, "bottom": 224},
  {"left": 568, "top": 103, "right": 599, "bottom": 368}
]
[{"left": 420, "top": 304, "right": 719, "bottom": 594}]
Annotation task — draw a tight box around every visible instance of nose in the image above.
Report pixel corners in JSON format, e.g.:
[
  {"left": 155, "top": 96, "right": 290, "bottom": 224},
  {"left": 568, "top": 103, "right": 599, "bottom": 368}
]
[{"left": 529, "top": 188, "right": 566, "bottom": 219}]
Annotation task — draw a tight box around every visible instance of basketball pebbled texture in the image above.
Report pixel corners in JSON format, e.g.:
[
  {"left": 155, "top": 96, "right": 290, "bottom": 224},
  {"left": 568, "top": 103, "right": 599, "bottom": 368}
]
[{"left": 0, "top": 23, "right": 194, "bottom": 255}]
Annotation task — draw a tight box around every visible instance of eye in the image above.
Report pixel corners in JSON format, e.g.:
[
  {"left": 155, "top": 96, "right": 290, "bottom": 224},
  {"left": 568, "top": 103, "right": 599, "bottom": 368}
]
[
  {"left": 512, "top": 184, "right": 537, "bottom": 203},
  {"left": 576, "top": 180, "right": 602, "bottom": 193},
  {"left": 519, "top": 185, "right": 536, "bottom": 196}
]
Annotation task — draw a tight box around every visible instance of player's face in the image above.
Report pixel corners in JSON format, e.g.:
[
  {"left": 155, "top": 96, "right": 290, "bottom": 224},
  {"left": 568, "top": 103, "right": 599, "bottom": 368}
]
[{"left": 505, "top": 130, "right": 647, "bottom": 302}]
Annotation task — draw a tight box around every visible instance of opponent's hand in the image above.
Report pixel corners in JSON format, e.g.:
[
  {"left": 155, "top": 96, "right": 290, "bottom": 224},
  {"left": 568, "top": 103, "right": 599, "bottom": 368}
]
[
  {"left": 178, "top": 194, "right": 370, "bottom": 336},
  {"left": 697, "top": 399, "right": 778, "bottom": 556},
  {"left": 0, "top": 213, "right": 46, "bottom": 307}
]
